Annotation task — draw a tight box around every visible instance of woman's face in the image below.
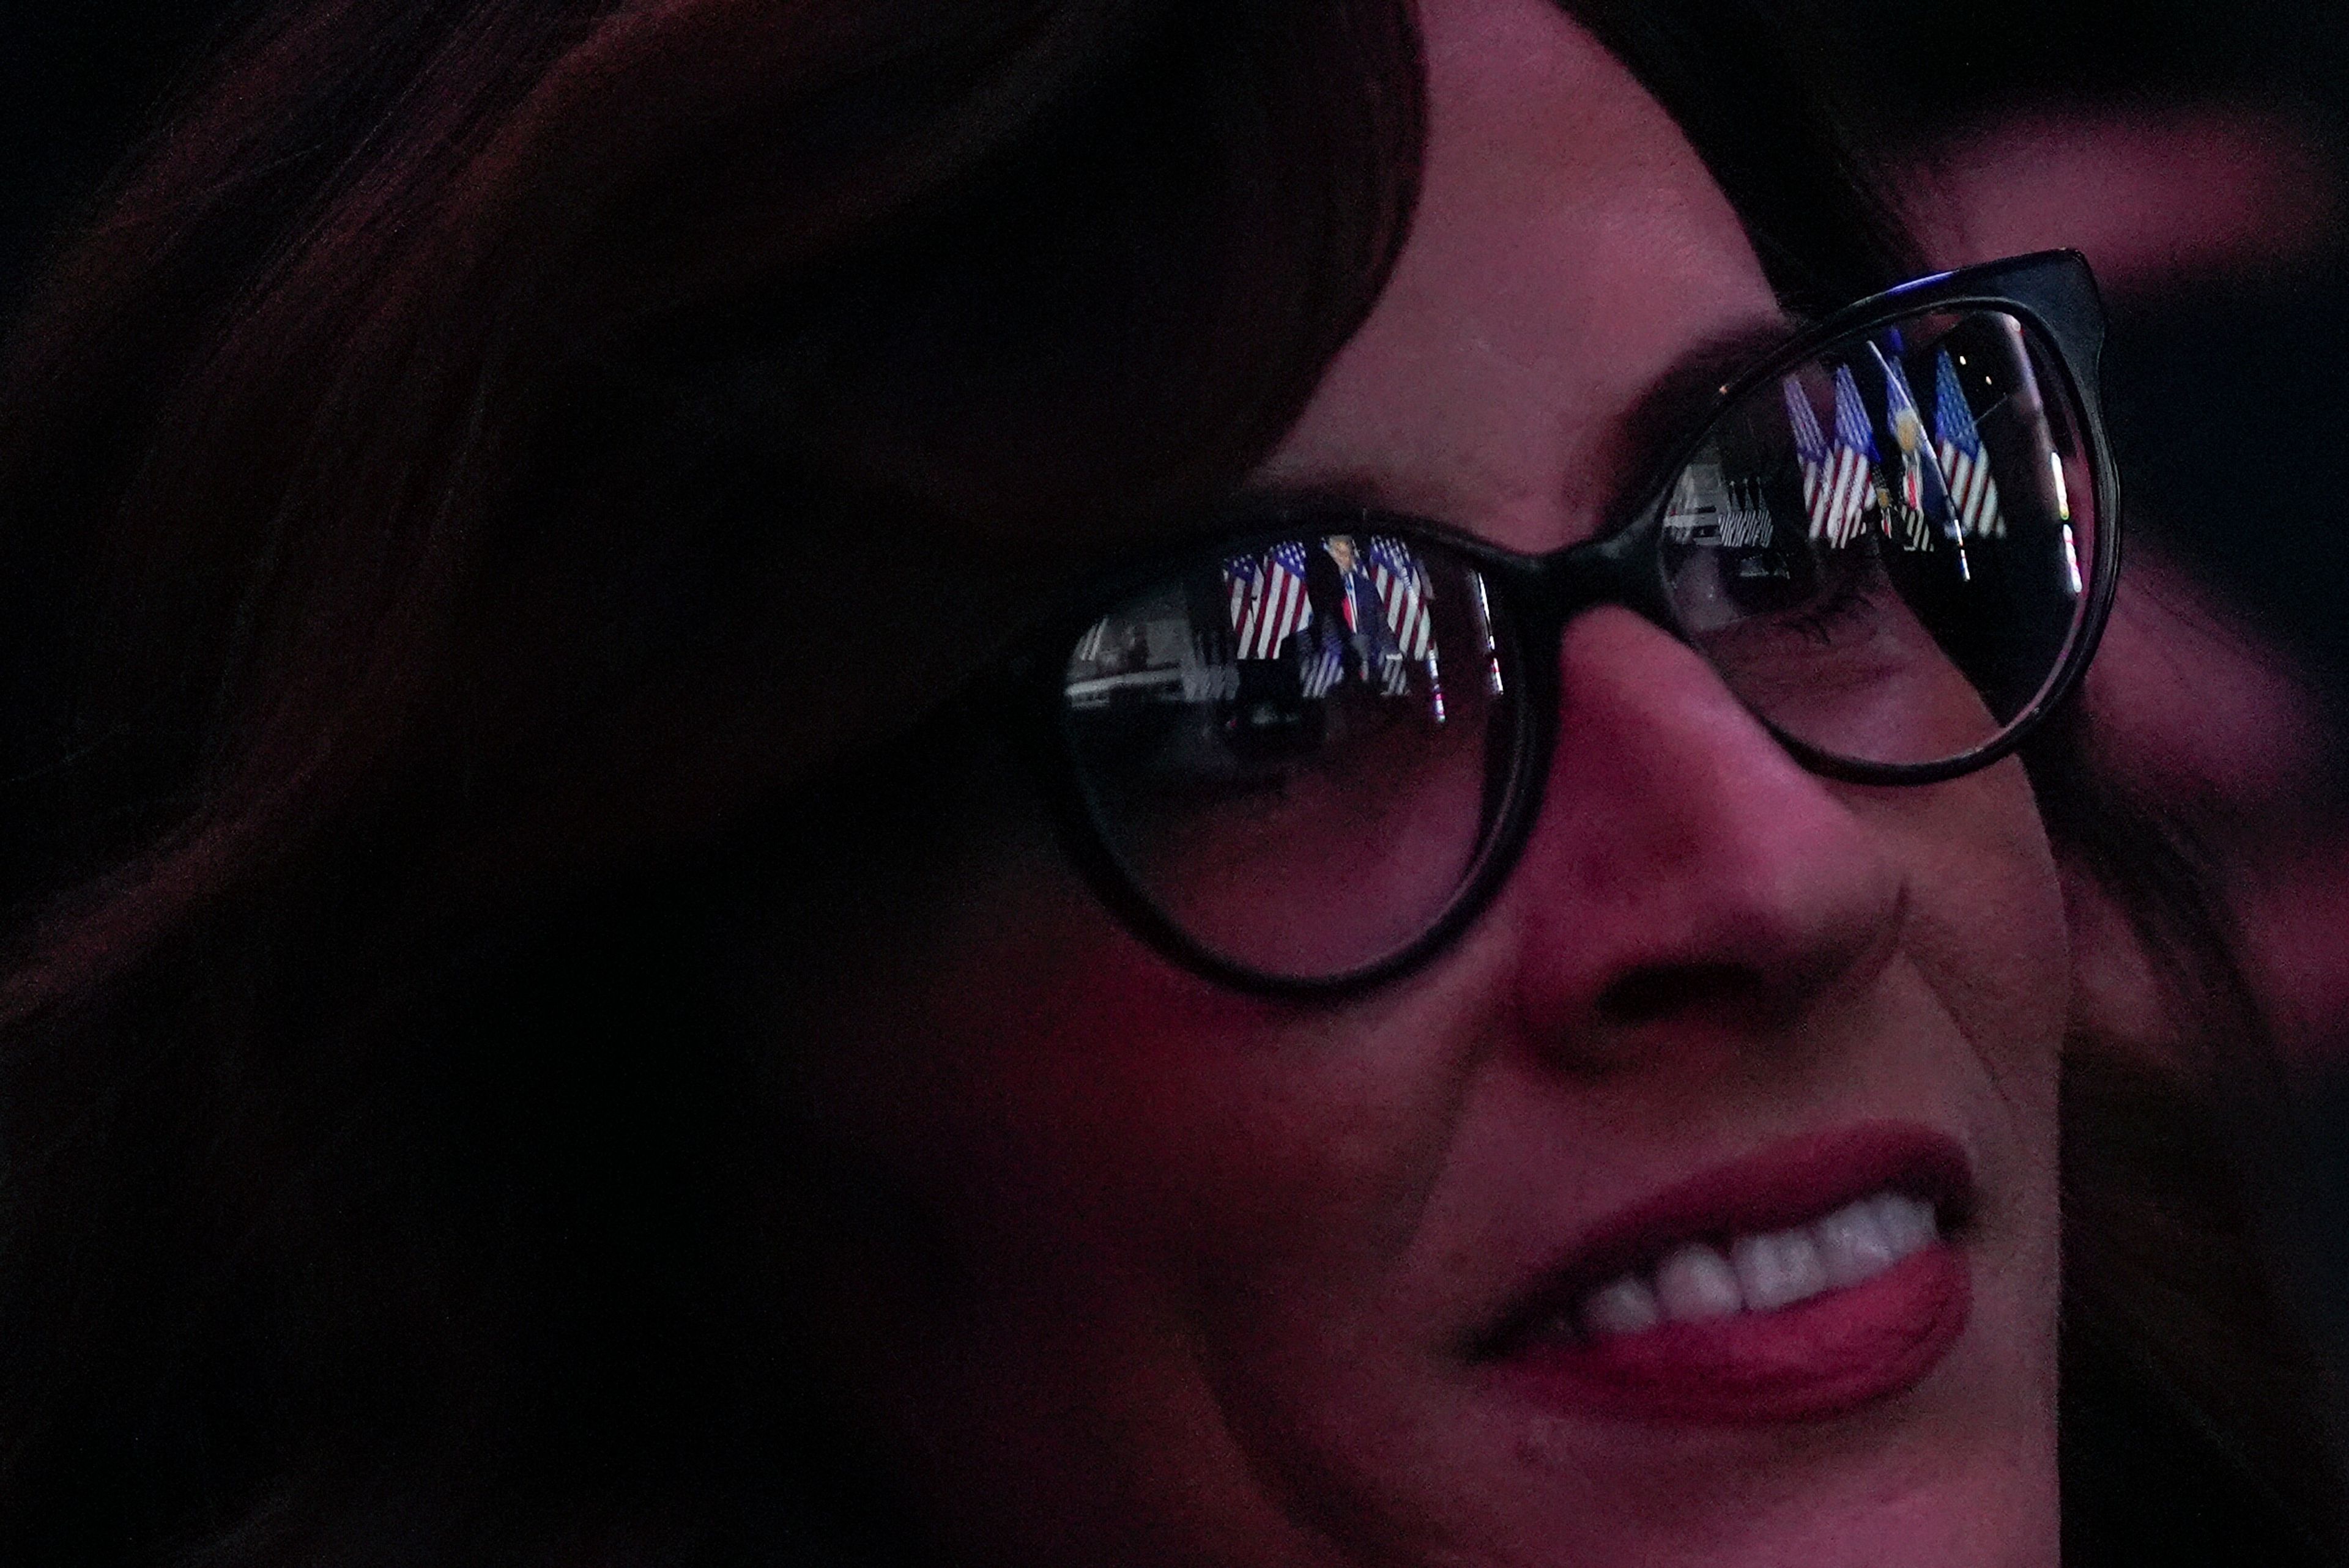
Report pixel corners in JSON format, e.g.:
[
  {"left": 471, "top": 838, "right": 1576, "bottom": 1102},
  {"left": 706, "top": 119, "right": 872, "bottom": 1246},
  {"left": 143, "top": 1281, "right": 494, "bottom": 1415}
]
[{"left": 773, "top": 1, "right": 2066, "bottom": 1563}]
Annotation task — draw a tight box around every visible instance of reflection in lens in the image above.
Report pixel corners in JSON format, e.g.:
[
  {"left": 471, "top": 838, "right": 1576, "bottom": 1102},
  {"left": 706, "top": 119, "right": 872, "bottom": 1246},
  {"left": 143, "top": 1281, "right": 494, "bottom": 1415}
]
[
  {"left": 1064, "top": 535, "right": 1512, "bottom": 979},
  {"left": 1661, "top": 308, "right": 2098, "bottom": 769}
]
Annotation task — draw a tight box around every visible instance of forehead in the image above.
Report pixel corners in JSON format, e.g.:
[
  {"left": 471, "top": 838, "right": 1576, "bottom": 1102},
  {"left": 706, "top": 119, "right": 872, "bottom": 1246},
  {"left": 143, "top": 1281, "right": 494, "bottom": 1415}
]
[{"left": 1253, "top": 0, "right": 1784, "bottom": 552}]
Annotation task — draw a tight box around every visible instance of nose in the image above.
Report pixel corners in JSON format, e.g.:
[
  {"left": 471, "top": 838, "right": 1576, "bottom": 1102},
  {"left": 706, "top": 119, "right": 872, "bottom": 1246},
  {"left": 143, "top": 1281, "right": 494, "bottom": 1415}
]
[{"left": 1501, "top": 607, "right": 1907, "bottom": 1059}]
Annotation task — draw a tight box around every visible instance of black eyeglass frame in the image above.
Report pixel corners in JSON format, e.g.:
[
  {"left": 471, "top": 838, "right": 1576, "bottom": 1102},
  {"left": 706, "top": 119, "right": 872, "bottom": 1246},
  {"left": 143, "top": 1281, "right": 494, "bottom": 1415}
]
[{"left": 1003, "top": 250, "right": 2121, "bottom": 999}]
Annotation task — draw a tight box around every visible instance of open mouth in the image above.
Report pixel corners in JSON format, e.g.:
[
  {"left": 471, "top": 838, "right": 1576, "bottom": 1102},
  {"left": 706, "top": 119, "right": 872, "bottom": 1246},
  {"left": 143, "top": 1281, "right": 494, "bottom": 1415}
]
[
  {"left": 1556, "top": 1185, "right": 1945, "bottom": 1339},
  {"left": 1476, "top": 1123, "right": 1975, "bottom": 1425}
]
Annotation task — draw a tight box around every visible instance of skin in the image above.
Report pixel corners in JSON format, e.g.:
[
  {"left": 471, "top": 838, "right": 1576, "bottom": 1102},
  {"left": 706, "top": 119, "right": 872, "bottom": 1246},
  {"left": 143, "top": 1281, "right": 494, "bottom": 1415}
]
[{"left": 769, "top": 2, "right": 2067, "bottom": 1563}]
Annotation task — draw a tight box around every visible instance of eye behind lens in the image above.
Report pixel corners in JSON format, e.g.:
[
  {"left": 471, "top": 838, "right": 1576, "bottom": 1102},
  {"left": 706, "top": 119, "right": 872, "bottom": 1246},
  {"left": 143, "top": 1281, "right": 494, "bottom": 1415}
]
[
  {"left": 1059, "top": 531, "right": 1516, "bottom": 980},
  {"left": 1663, "top": 308, "right": 2101, "bottom": 772}
]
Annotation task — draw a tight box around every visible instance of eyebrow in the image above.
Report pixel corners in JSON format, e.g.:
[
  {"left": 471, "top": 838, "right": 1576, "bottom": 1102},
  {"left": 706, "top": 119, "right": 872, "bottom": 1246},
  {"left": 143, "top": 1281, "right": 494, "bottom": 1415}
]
[{"left": 1225, "top": 312, "right": 1814, "bottom": 532}]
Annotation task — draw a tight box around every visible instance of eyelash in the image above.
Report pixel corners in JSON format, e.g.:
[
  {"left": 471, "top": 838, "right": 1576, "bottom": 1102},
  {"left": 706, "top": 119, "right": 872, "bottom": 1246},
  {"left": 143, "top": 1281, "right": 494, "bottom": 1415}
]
[{"left": 1773, "top": 552, "right": 1880, "bottom": 647}]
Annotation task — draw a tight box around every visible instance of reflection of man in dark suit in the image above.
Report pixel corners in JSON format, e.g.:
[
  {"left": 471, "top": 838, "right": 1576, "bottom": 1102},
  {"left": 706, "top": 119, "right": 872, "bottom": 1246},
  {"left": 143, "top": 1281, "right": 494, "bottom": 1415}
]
[{"left": 1303, "top": 534, "right": 1398, "bottom": 683}]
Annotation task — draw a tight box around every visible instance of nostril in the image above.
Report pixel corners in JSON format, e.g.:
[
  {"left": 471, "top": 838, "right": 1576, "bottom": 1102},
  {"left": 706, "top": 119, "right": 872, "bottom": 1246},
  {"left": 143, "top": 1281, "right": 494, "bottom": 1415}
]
[{"left": 1595, "top": 963, "right": 1760, "bottom": 1028}]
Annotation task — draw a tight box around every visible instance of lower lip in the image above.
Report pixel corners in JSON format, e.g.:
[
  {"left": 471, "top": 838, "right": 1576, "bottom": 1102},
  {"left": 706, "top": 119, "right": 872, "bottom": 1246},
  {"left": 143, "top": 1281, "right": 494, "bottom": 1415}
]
[{"left": 1490, "top": 1244, "right": 1970, "bottom": 1425}]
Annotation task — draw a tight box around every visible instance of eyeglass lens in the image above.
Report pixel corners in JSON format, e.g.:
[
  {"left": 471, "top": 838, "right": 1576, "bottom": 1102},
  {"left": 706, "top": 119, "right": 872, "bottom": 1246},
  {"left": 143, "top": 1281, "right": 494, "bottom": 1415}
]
[
  {"left": 1062, "top": 536, "right": 1514, "bottom": 978},
  {"left": 1668, "top": 309, "right": 2097, "bottom": 769},
  {"left": 1059, "top": 307, "right": 2098, "bottom": 981}
]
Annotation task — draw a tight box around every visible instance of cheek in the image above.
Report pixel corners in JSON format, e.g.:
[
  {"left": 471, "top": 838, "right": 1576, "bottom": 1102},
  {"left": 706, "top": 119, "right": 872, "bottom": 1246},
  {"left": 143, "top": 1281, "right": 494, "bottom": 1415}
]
[
  {"left": 1868, "top": 753, "right": 2068, "bottom": 1136},
  {"left": 787, "top": 818, "right": 1489, "bottom": 1321},
  {"left": 1938, "top": 757, "right": 2067, "bottom": 1024}
]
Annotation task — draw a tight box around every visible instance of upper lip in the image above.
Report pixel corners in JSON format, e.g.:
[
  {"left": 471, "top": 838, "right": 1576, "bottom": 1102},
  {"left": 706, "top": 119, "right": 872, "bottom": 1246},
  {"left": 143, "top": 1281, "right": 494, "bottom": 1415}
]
[{"left": 1473, "top": 1121, "right": 1975, "bottom": 1356}]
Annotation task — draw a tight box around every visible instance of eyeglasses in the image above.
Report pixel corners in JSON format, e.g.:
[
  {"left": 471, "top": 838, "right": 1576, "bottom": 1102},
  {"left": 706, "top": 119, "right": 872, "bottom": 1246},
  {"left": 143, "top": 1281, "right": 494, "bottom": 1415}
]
[{"left": 1010, "top": 251, "right": 2119, "bottom": 996}]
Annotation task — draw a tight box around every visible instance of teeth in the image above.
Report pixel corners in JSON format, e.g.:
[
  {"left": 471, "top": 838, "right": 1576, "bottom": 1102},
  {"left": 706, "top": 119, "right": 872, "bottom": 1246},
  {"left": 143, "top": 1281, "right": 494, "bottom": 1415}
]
[
  {"left": 1731, "top": 1227, "right": 1828, "bottom": 1312},
  {"left": 1813, "top": 1196, "right": 1900, "bottom": 1288},
  {"left": 1872, "top": 1191, "right": 1939, "bottom": 1256},
  {"left": 1572, "top": 1187, "right": 1942, "bottom": 1342},
  {"left": 1653, "top": 1243, "right": 1743, "bottom": 1323},
  {"left": 1581, "top": 1274, "right": 1663, "bottom": 1337}
]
